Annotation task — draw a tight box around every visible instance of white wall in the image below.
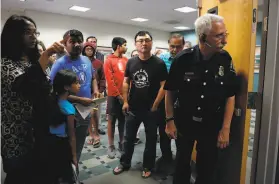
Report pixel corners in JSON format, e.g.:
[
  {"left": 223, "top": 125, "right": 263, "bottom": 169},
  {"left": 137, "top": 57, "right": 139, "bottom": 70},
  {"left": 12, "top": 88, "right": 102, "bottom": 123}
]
[{"left": 1, "top": 9, "right": 170, "bottom": 55}]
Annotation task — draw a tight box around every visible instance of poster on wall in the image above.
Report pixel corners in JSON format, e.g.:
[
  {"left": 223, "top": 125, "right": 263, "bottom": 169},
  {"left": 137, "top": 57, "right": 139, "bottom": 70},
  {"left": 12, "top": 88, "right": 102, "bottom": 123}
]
[
  {"left": 97, "top": 46, "right": 113, "bottom": 61},
  {"left": 154, "top": 47, "right": 168, "bottom": 56}
]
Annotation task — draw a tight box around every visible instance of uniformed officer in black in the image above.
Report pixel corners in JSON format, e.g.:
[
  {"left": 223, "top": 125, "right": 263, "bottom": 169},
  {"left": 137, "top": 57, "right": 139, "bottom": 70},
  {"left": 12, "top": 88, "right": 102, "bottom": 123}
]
[{"left": 164, "top": 14, "right": 237, "bottom": 184}]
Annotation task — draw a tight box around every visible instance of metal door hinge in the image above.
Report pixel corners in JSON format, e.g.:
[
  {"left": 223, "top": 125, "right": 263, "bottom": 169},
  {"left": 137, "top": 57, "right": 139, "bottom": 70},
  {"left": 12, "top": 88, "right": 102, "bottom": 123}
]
[{"left": 264, "top": 16, "right": 268, "bottom": 32}]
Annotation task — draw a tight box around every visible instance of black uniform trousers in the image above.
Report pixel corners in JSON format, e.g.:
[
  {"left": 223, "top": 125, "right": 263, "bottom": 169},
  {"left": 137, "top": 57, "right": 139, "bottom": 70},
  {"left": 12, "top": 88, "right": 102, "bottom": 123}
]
[
  {"left": 157, "top": 103, "right": 173, "bottom": 159},
  {"left": 173, "top": 115, "right": 221, "bottom": 184},
  {"left": 120, "top": 110, "right": 159, "bottom": 170}
]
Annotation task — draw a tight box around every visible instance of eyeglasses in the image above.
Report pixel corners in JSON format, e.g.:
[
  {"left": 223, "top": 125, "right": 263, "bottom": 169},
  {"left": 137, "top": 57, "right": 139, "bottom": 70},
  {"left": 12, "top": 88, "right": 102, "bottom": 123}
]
[
  {"left": 24, "top": 31, "right": 40, "bottom": 37},
  {"left": 136, "top": 39, "right": 152, "bottom": 44},
  {"left": 211, "top": 32, "right": 229, "bottom": 40},
  {"left": 170, "top": 45, "right": 183, "bottom": 49}
]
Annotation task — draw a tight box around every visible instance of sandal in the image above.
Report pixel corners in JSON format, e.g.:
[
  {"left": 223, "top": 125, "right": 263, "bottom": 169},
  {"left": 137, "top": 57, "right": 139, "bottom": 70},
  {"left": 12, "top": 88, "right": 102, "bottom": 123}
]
[
  {"left": 93, "top": 139, "right": 101, "bottom": 148},
  {"left": 113, "top": 164, "right": 129, "bottom": 175},
  {"left": 141, "top": 168, "right": 152, "bottom": 179},
  {"left": 86, "top": 137, "right": 94, "bottom": 145}
]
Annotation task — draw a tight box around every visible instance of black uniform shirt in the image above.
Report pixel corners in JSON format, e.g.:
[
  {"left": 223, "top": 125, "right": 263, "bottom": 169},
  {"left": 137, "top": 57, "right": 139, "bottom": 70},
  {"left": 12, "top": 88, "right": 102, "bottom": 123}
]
[{"left": 164, "top": 45, "right": 237, "bottom": 123}]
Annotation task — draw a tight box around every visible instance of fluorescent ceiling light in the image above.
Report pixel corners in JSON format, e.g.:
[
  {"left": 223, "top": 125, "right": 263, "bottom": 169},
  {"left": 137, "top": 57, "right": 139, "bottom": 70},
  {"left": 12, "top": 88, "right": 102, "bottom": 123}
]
[
  {"left": 174, "top": 26, "right": 190, "bottom": 30},
  {"left": 19, "top": 0, "right": 26, "bottom": 1},
  {"left": 174, "top": 6, "right": 197, "bottom": 13},
  {"left": 69, "top": 5, "right": 90, "bottom": 12},
  {"left": 131, "top": 18, "right": 149, "bottom": 22}
]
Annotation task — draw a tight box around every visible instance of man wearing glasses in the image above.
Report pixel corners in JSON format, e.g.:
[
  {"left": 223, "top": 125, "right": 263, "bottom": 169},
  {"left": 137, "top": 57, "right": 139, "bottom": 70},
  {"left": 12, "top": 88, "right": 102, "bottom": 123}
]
[
  {"left": 113, "top": 31, "right": 168, "bottom": 179},
  {"left": 156, "top": 34, "right": 185, "bottom": 166},
  {"left": 160, "top": 33, "right": 185, "bottom": 72},
  {"left": 164, "top": 14, "right": 236, "bottom": 184}
]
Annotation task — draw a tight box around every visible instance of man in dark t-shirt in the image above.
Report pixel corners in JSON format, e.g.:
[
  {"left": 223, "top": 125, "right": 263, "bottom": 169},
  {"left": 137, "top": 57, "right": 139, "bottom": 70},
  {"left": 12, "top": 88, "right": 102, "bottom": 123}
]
[{"left": 113, "top": 31, "right": 168, "bottom": 178}]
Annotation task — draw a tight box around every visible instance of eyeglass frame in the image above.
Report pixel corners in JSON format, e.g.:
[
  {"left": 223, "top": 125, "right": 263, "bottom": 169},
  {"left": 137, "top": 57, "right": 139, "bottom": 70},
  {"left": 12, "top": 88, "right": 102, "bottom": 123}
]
[
  {"left": 208, "top": 32, "right": 229, "bottom": 40},
  {"left": 135, "top": 39, "right": 152, "bottom": 44},
  {"left": 24, "top": 31, "right": 40, "bottom": 37}
]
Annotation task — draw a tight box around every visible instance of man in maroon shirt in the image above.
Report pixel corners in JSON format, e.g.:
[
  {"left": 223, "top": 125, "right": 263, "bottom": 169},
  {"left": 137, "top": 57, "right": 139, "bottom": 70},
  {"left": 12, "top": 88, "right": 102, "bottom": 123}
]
[{"left": 82, "top": 42, "right": 106, "bottom": 147}]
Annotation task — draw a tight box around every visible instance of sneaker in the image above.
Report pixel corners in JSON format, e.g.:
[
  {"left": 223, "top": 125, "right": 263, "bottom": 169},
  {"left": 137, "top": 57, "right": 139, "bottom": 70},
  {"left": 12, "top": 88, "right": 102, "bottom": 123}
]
[
  {"left": 134, "top": 138, "right": 142, "bottom": 145},
  {"left": 107, "top": 145, "right": 116, "bottom": 159},
  {"left": 98, "top": 128, "right": 106, "bottom": 135}
]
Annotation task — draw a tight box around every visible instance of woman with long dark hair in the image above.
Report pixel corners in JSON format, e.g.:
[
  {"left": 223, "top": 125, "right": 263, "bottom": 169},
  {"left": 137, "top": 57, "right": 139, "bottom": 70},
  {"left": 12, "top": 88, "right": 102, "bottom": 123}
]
[{"left": 1, "top": 15, "right": 65, "bottom": 184}]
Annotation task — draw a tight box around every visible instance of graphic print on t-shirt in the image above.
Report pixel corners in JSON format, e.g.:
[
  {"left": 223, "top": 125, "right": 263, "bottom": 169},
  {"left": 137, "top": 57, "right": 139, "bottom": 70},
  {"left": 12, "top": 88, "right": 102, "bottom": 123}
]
[
  {"left": 50, "top": 55, "right": 94, "bottom": 98},
  {"left": 72, "top": 64, "right": 88, "bottom": 85},
  {"left": 117, "top": 62, "right": 125, "bottom": 73},
  {"left": 133, "top": 69, "right": 150, "bottom": 88}
]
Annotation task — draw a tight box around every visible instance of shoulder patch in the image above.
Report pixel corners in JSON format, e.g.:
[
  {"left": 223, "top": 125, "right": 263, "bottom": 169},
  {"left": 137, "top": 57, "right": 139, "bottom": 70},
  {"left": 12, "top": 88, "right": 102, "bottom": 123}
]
[{"left": 230, "top": 61, "right": 236, "bottom": 73}]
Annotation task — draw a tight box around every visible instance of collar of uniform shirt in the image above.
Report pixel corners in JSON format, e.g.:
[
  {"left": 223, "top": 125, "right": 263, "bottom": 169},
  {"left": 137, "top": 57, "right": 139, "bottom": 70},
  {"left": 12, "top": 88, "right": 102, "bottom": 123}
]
[
  {"left": 194, "top": 45, "right": 202, "bottom": 62},
  {"left": 194, "top": 45, "right": 212, "bottom": 63},
  {"left": 195, "top": 45, "right": 217, "bottom": 62}
]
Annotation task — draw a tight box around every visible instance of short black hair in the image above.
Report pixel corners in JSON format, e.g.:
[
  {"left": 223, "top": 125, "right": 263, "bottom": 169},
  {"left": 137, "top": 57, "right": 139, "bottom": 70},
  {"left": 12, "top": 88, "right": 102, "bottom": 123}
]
[
  {"left": 134, "top": 31, "right": 153, "bottom": 42},
  {"left": 63, "top": 29, "right": 84, "bottom": 42},
  {"left": 1, "top": 15, "right": 40, "bottom": 64},
  {"left": 112, "top": 37, "right": 127, "bottom": 51},
  {"left": 168, "top": 33, "right": 185, "bottom": 45},
  {"left": 86, "top": 36, "right": 97, "bottom": 42}
]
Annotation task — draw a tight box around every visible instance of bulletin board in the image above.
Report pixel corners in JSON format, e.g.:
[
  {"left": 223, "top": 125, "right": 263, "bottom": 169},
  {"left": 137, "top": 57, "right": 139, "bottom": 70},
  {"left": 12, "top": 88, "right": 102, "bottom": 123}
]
[
  {"left": 97, "top": 46, "right": 113, "bottom": 61},
  {"left": 154, "top": 47, "right": 168, "bottom": 56},
  {"left": 155, "top": 47, "right": 168, "bottom": 53}
]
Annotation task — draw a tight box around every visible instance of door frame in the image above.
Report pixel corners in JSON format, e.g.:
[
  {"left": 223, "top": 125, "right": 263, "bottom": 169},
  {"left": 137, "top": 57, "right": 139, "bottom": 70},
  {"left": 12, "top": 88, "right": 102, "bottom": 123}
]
[{"left": 251, "top": 0, "right": 279, "bottom": 183}]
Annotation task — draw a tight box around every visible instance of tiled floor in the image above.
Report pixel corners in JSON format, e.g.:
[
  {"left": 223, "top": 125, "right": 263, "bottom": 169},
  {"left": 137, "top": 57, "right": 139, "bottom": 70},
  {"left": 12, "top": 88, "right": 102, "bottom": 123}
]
[
  {"left": 79, "top": 109, "right": 257, "bottom": 184},
  {"left": 0, "top": 108, "right": 257, "bottom": 184},
  {"left": 78, "top": 121, "right": 178, "bottom": 183}
]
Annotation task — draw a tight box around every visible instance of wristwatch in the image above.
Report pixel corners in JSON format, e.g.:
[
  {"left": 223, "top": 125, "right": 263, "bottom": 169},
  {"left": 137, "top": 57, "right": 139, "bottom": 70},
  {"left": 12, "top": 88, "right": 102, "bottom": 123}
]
[{"left": 165, "top": 116, "right": 175, "bottom": 123}]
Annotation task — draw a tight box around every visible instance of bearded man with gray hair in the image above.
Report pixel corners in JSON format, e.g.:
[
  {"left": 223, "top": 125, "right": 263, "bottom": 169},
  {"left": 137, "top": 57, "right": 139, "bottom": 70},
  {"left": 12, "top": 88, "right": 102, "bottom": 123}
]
[{"left": 164, "top": 14, "right": 237, "bottom": 184}]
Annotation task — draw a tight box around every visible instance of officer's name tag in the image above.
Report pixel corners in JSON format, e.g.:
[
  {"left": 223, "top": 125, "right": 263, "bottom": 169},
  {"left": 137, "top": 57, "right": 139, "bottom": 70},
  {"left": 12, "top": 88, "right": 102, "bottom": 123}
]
[
  {"left": 193, "top": 116, "right": 202, "bottom": 122},
  {"left": 185, "top": 72, "right": 194, "bottom": 75},
  {"left": 184, "top": 72, "right": 196, "bottom": 81}
]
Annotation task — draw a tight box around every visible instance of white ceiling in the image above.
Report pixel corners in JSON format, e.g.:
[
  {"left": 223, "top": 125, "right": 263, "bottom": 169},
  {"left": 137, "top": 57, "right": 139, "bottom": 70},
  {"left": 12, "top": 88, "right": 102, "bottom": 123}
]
[{"left": 1, "top": 0, "right": 199, "bottom": 32}]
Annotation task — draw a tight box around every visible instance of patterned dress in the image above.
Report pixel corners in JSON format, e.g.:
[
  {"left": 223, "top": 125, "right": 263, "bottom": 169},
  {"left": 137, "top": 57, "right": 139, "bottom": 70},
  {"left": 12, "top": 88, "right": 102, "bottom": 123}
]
[{"left": 1, "top": 58, "right": 34, "bottom": 161}]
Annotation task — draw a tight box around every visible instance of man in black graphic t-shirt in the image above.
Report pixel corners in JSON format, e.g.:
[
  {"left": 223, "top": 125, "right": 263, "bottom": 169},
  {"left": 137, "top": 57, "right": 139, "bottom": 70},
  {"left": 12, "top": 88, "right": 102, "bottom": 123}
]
[
  {"left": 113, "top": 31, "right": 168, "bottom": 178},
  {"left": 127, "top": 63, "right": 166, "bottom": 111}
]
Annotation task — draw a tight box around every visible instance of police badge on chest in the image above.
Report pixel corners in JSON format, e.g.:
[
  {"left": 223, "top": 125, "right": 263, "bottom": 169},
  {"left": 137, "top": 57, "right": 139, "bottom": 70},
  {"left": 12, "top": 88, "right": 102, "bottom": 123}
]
[
  {"left": 215, "top": 65, "right": 225, "bottom": 79},
  {"left": 215, "top": 66, "right": 225, "bottom": 79},
  {"left": 218, "top": 66, "right": 224, "bottom": 76}
]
